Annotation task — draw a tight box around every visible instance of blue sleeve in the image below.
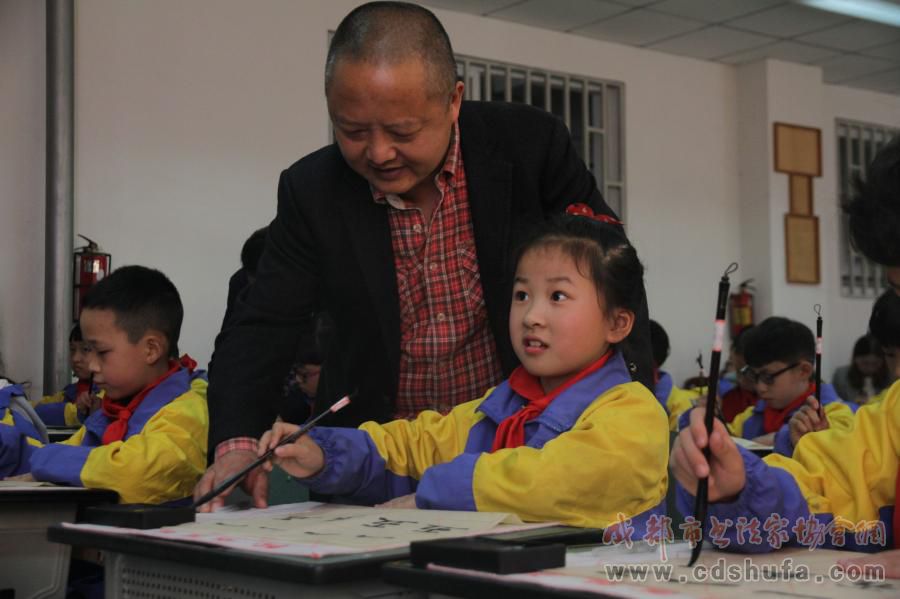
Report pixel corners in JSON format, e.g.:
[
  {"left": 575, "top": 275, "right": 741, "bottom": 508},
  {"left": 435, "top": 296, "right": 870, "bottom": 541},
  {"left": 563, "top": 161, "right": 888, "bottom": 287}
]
[
  {"left": 676, "top": 446, "right": 811, "bottom": 553},
  {"left": 29, "top": 443, "right": 91, "bottom": 486},
  {"left": 773, "top": 425, "right": 794, "bottom": 457},
  {"left": 34, "top": 402, "right": 68, "bottom": 427},
  {"left": 416, "top": 453, "right": 478, "bottom": 511},
  {"left": 0, "top": 424, "right": 38, "bottom": 477},
  {"left": 302, "top": 427, "right": 418, "bottom": 504}
]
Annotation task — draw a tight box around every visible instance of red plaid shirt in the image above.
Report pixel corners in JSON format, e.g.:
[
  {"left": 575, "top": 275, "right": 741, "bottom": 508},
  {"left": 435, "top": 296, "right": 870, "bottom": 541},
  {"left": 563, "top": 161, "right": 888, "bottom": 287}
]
[
  {"left": 374, "top": 123, "right": 503, "bottom": 418},
  {"left": 216, "top": 124, "right": 503, "bottom": 458}
]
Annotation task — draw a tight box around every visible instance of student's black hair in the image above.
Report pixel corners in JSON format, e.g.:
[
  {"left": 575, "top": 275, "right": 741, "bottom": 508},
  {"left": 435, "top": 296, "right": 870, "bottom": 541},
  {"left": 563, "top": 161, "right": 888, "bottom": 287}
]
[
  {"left": 648, "top": 320, "right": 670, "bottom": 368},
  {"left": 845, "top": 135, "right": 900, "bottom": 267},
  {"left": 325, "top": 2, "right": 457, "bottom": 100},
  {"left": 869, "top": 290, "right": 900, "bottom": 350},
  {"left": 69, "top": 323, "right": 82, "bottom": 343},
  {"left": 514, "top": 214, "right": 645, "bottom": 316},
  {"left": 240, "top": 227, "right": 268, "bottom": 275},
  {"left": 81, "top": 265, "right": 183, "bottom": 358},
  {"left": 743, "top": 317, "right": 815, "bottom": 368},
  {"left": 846, "top": 334, "right": 889, "bottom": 390}
]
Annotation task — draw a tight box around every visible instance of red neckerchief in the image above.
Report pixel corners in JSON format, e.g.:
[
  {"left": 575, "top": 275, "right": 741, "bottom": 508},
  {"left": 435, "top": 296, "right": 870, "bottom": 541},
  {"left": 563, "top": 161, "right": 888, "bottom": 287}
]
[
  {"left": 762, "top": 382, "right": 814, "bottom": 434},
  {"left": 100, "top": 355, "right": 195, "bottom": 445},
  {"left": 722, "top": 387, "right": 757, "bottom": 423},
  {"left": 491, "top": 350, "right": 613, "bottom": 452},
  {"left": 75, "top": 378, "right": 91, "bottom": 397}
]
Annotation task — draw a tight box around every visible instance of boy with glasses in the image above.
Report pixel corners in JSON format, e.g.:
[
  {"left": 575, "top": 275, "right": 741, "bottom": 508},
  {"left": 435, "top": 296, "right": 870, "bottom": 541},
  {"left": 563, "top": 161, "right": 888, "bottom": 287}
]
[{"left": 680, "top": 316, "right": 855, "bottom": 456}]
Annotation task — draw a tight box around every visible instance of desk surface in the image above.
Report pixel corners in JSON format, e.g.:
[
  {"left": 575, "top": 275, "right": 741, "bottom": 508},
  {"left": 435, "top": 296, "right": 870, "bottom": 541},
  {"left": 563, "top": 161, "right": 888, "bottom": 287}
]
[
  {"left": 49, "top": 522, "right": 598, "bottom": 586},
  {"left": 384, "top": 545, "right": 898, "bottom": 599},
  {"left": 49, "top": 523, "right": 407, "bottom": 585}
]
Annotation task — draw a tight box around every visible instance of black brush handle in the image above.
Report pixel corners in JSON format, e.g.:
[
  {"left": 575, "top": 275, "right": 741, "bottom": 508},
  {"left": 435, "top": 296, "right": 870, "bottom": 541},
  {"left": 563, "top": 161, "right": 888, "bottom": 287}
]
[{"left": 688, "top": 262, "right": 736, "bottom": 566}]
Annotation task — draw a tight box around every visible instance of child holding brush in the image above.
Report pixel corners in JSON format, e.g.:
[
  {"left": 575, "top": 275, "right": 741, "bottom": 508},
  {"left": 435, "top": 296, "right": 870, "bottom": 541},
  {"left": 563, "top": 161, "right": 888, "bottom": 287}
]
[
  {"left": 257, "top": 208, "right": 669, "bottom": 532},
  {"left": 34, "top": 324, "right": 101, "bottom": 426},
  {"left": 0, "top": 266, "right": 208, "bottom": 505}
]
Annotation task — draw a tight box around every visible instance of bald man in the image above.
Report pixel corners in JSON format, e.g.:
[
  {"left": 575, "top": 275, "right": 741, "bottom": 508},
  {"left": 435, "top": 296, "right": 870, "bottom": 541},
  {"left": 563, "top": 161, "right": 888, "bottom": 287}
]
[{"left": 197, "top": 1, "right": 652, "bottom": 511}]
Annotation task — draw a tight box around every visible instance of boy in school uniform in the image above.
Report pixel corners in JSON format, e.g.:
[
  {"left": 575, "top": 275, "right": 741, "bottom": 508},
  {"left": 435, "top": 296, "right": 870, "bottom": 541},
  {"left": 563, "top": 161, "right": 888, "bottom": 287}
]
[
  {"left": 33, "top": 324, "right": 99, "bottom": 426},
  {"left": 649, "top": 320, "right": 701, "bottom": 431},
  {"left": 678, "top": 316, "right": 854, "bottom": 457},
  {"left": 258, "top": 212, "right": 669, "bottom": 533},
  {"left": 672, "top": 135, "right": 900, "bottom": 574},
  {"left": 0, "top": 266, "right": 208, "bottom": 504},
  {"left": 789, "top": 290, "right": 900, "bottom": 444},
  {"left": 671, "top": 296, "right": 900, "bottom": 555}
]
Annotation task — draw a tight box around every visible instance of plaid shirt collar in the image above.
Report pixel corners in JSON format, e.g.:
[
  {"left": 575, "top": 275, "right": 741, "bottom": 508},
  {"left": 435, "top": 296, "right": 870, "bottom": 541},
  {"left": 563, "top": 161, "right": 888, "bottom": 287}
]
[{"left": 371, "top": 122, "right": 461, "bottom": 207}]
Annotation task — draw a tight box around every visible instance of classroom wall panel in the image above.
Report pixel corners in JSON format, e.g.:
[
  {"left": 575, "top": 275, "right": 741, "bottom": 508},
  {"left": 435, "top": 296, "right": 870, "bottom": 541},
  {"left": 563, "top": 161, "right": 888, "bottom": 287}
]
[{"left": 0, "top": 0, "right": 46, "bottom": 397}]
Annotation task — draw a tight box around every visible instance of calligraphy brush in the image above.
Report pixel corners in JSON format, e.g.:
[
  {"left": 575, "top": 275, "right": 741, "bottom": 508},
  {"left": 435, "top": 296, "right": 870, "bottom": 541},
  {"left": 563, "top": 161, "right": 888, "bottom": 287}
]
[
  {"left": 814, "top": 304, "right": 824, "bottom": 420},
  {"left": 688, "top": 262, "right": 738, "bottom": 567},
  {"left": 192, "top": 395, "right": 351, "bottom": 509}
]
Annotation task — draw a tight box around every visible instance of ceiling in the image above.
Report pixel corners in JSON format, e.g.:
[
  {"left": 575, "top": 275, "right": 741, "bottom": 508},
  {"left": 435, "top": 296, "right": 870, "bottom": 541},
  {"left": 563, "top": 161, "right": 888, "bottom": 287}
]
[{"left": 421, "top": 0, "right": 900, "bottom": 95}]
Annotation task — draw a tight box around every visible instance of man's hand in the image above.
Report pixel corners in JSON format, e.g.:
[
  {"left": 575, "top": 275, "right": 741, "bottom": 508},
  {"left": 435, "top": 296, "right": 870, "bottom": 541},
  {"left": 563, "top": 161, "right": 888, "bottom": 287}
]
[
  {"left": 193, "top": 449, "right": 269, "bottom": 513},
  {"left": 671, "top": 408, "right": 746, "bottom": 502},
  {"left": 258, "top": 422, "right": 325, "bottom": 479},
  {"left": 789, "top": 397, "right": 828, "bottom": 447},
  {"left": 838, "top": 550, "right": 900, "bottom": 579},
  {"left": 376, "top": 494, "right": 417, "bottom": 509},
  {"left": 5, "top": 473, "right": 36, "bottom": 482}
]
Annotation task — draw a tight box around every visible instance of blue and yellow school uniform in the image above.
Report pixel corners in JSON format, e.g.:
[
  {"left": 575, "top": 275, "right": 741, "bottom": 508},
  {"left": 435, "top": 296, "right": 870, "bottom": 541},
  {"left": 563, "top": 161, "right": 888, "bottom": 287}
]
[
  {"left": 677, "top": 383, "right": 855, "bottom": 457},
  {"left": 729, "top": 384, "right": 855, "bottom": 456},
  {"left": 677, "top": 380, "right": 900, "bottom": 552},
  {"left": 0, "top": 365, "right": 209, "bottom": 504},
  {"left": 0, "top": 383, "right": 44, "bottom": 476},
  {"left": 654, "top": 371, "right": 702, "bottom": 432},
  {"left": 34, "top": 381, "right": 97, "bottom": 426},
  {"left": 302, "top": 351, "right": 669, "bottom": 532}
]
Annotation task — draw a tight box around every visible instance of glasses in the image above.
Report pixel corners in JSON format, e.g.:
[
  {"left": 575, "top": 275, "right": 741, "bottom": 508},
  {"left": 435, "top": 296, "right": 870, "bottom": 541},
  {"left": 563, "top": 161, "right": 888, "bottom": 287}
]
[{"left": 739, "top": 363, "right": 799, "bottom": 386}]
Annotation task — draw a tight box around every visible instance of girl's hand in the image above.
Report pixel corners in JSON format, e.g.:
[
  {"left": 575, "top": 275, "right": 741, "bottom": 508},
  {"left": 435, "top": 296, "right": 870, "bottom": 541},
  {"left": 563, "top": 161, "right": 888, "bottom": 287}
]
[
  {"left": 789, "top": 397, "right": 828, "bottom": 447},
  {"left": 671, "top": 408, "right": 746, "bottom": 502},
  {"left": 258, "top": 422, "right": 325, "bottom": 479}
]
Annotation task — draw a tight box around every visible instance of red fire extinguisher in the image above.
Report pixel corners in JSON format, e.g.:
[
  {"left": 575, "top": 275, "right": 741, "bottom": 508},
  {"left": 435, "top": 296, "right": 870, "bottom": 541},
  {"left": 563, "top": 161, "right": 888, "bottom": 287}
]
[
  {"left": 73, "top": 235, "right": 111, "bottom": 322},
  {"left": 729, "top": 279, "right": 755, "bottom": 339}
]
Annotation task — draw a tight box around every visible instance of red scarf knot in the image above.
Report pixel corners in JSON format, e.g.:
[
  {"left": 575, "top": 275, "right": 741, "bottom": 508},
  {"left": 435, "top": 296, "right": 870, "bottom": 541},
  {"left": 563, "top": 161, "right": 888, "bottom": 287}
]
[
  {"left": 100, "top": 354, "right": 194, "bottom": 445},
  {"left": 491, "top": 349, "right": 613, "bottom": 452},
  {"left": 762, "top": 382, "right": 815, "bottom": 434}
]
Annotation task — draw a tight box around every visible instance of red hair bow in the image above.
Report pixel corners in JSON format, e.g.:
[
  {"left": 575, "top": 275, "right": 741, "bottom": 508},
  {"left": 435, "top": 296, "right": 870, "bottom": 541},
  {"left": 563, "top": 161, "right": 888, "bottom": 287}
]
[{"left": 565, "top": 203, "right": 623, "bottom": 226}]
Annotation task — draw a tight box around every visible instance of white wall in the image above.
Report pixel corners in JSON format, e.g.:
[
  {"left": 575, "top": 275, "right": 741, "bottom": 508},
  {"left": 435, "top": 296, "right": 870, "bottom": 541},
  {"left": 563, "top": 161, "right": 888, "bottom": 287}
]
[
  {"left": 735, "top": 59, "right": 900, "bottom": 378},
  {"left": 70, "top": 0, "right": 743, "bottom": 384},
  {"left": 3, "top": 0, "right": 897, "bottom": 392},
  {"left": 0, "top": 0, "right": 46, "bottom": 396}
]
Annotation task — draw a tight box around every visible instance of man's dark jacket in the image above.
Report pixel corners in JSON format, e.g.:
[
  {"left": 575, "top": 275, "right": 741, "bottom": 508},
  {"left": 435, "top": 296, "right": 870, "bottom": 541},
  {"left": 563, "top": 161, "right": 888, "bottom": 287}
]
[{"left": 208, "top": 101, "right": 652, "bottom": 450}]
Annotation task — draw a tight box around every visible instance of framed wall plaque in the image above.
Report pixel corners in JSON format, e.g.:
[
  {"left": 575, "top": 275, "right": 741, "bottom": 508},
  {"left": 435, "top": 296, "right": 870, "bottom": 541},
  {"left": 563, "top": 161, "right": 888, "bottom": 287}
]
[{"left": 785, "top": 214, "right": 820, "bottom": 284}]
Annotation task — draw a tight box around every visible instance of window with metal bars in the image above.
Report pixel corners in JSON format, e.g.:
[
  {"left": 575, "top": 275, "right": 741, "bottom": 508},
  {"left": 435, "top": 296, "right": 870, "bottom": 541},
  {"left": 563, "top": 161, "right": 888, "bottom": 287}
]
[
  {"left": 456, "top": 56, "right": 626, "bottom": 220},
  {"left": 836, "top": 120, "right": 899, "bottom": 298}
]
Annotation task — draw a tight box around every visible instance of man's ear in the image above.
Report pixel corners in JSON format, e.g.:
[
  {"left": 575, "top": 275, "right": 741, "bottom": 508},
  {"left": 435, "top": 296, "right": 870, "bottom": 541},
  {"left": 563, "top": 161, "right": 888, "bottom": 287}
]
[
  {"left": 142, "top": 331, "right": 167, "bottom": 365},
  {"left": 606, "top": 309, "right": 635, "bottom": 344}
]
